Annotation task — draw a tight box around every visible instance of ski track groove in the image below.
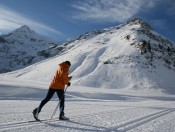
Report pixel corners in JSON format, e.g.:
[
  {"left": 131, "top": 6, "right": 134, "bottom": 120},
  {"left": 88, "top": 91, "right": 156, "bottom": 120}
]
[
  {"left": 103, "top": 108, "right": 175, "bottom": 132},
  {"left": 0, "top": 108, "right": 119, "bottom": 131},
  {"left": 1, "top": 106, "right": 175, "bottom": 131},
  {"left": 0, "top": 118, "right": 60, "bottom": 131}
]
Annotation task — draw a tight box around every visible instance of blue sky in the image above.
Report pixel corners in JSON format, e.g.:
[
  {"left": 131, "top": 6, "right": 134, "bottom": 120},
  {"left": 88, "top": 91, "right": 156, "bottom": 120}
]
[{"left": 0, "top": 0, "right": 174, "bottom": 42}]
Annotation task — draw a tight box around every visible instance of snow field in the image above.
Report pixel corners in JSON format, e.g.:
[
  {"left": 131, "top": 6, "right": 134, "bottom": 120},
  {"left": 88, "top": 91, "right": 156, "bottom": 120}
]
[{"left": 0, "top": 84, "right": 175, "bottom": 132}]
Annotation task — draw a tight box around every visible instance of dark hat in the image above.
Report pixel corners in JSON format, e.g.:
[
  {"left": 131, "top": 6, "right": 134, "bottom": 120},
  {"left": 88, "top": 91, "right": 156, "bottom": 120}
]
[{"left": 64, "top": 61, "right": 71, "bottom": 66}]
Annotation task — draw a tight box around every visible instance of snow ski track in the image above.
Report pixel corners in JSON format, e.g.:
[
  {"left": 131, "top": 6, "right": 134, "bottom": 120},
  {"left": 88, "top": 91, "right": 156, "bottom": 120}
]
[
  {"left": 0, "top": 108, "right": 116, "bottom": 131},
  {"left": 104, "top": 108, "right": 175, "bottom": 132},
  {"left": 0, "top": 118, "right": 60, "bottom": 131},
  {"left": 1, "top": 108, "right": 174, "bottom": 131}
]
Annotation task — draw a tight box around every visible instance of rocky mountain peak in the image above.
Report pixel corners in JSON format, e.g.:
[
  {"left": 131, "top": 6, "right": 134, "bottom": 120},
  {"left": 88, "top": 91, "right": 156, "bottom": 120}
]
[
  {"left": 19, "top": 25, "right": 30, "bottom": 30},
  {"left": 13, "top": 25, "right": 32, "bottom": 34},
  {"left": 12, "top": 25, "right": 36, "bottom": 35},
  {"left": 127, "top": 18, "right": 153, "bottom": 30}
]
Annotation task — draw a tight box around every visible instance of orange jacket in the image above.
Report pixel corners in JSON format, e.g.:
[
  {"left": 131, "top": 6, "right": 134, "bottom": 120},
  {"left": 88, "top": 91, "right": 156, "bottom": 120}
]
[{"left": 49, "top": 62, "right": 70, "bottom": 89}]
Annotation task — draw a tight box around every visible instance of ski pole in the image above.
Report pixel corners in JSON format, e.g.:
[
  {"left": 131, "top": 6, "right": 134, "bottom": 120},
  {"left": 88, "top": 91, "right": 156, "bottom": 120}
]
[{"left": 50, "top": 85, "right": 69, "bottom": 120}]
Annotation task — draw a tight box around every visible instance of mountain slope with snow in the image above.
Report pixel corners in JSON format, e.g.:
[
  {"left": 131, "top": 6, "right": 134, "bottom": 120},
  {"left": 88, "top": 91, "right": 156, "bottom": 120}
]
[
  {"left": 0, "top": 25, "right": 63, "bottom": 73},
  {"left": 1, "top": 18, "right": 175, "bottom": 94}
]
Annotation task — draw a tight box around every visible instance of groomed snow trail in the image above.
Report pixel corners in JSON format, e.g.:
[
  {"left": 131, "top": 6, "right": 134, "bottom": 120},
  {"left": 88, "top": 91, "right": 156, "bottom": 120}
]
[{"left": 0, "top": 85, "right": 175, "bottom": 132}]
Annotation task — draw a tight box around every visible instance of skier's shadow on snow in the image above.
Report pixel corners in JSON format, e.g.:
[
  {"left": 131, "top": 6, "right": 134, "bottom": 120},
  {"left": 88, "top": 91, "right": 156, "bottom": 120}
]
[{"left": 44, "top": 119, "right": 106, "bottom": 131}]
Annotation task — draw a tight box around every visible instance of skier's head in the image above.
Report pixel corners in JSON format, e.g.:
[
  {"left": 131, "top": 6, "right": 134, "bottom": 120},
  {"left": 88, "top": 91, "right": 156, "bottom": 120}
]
[{"left": 64, "top": 61, "right": 71, "bottom": 66}]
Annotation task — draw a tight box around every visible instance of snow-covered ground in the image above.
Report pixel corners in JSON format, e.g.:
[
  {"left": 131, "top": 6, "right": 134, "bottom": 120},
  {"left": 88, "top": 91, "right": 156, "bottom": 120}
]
[
  {"left": 0, "top": 19, "right": 175, "bottom": 131},
  {"left": 0, "top": 80, "right": 175, "bottom": 132}
]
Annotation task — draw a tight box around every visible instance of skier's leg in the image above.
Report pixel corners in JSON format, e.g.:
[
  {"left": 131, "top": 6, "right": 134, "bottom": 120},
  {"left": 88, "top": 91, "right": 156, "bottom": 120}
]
[
  {"left": 38, "top": 88, "right": 55, "bottom": 113},
  {"left": 56, "top": 89, "right": 65, "bottom": 116},
  {"left": 33, "top": 89, "right": 55, "bottom": 120}
]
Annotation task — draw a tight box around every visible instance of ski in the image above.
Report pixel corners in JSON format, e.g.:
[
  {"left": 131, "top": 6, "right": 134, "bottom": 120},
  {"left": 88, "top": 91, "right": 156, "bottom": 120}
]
[
  {"left": 28, "top": 118, "right": 55, "bottom": 123},
  {"left": 28, "top": 118, "right": 70, "bottom": 123},
  {"left": 28, "top": 120, "right": 41, "bottom": 123},
  {"left": 28, "top": 119, "right": 46, "bottom": 123}
]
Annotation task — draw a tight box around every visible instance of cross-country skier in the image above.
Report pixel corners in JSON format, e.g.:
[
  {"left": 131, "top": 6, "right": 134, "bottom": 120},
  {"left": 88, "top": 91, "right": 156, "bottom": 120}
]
[{"left": 33, "top": 61, "right": 72, "bottom": 120}]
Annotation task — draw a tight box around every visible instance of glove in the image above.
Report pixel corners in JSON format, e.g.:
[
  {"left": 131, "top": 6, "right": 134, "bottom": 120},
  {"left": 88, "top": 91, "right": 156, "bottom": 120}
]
[
  {"left": 67, "top": 82, "right": 71, "bottom": 86},
  {"left": 69, "top": 76, "right": 73, "bottom": 80}
]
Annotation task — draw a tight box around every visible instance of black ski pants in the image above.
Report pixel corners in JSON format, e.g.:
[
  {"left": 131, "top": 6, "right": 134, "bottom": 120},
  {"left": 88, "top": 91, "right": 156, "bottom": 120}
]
[{"left": 38, "top": 88, "right": 65, "bottom": 116}]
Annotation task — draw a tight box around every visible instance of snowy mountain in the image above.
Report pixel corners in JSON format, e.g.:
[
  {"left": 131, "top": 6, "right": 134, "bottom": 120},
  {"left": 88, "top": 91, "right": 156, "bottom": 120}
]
[
  {"left": 1, "top": 18, "right": 175, "bottom": 94},
  {"left": 0, "top": 25, "right": 66, "bottom": 73}
]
